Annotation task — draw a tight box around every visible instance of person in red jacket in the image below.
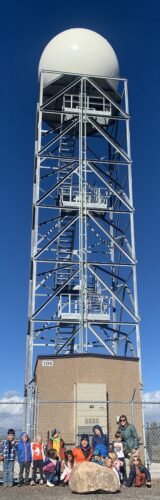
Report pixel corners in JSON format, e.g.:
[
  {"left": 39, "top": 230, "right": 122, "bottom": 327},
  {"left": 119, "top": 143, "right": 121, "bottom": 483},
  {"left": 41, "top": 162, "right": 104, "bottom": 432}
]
[
  {"left": 30, "top": 435, "right": 45, "bottom": 485},
  {"left": 72, "top": 434, "right": 92, "bottom": 463}
]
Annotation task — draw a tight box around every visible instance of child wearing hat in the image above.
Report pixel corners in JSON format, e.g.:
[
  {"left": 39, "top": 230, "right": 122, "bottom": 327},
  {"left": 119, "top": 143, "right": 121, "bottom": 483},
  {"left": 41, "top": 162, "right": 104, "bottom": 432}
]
[
  {"left": 1, "top": 429, "right": 17, "bottom": 487},
  {"left": 48, "top": 429, "right": 65, "bottom": 460},
  {"left": 72, "top": 434, "right": 92, "bottom": 463}
]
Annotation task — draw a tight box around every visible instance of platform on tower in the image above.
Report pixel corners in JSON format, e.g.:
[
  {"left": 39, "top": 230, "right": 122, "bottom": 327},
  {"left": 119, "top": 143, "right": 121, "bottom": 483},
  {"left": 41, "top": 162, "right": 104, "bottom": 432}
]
[
  {"left": 58, "top": 293, "right": 110, "bottom": 321},
  {"left": 59, "top": 186, "right": 108, "bottom": 210}
]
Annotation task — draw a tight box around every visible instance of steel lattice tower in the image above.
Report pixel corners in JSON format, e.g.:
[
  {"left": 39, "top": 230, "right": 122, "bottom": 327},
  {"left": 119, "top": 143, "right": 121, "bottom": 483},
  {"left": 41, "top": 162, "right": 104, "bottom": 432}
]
[{"left": 25, "top": 30, "right": 142, "bottom": 429}]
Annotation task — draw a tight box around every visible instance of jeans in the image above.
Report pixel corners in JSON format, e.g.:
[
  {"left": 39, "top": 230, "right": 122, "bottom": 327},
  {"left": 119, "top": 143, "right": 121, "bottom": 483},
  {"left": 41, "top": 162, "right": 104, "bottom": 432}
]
[
  {"left": 19, "top": 462, "right": 31, "bottom": 483},
  {"left": 47, "top": 472, "right": 59, "bottom": 484},
  {"left": 3, "top": 460, "right": 14, "bottom": 485}
]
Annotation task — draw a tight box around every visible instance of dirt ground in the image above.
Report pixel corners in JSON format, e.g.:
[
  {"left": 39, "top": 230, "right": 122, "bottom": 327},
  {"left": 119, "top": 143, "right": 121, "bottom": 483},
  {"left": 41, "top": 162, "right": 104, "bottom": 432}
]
[{"left": 0, "top": 482, "right": 159, "bottom": 500}]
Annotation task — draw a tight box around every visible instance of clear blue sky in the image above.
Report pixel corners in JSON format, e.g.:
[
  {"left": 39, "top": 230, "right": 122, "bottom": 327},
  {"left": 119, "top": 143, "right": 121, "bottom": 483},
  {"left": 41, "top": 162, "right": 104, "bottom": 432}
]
[{"left": 0, "top": 0, "right": 160, "bottom": 397}]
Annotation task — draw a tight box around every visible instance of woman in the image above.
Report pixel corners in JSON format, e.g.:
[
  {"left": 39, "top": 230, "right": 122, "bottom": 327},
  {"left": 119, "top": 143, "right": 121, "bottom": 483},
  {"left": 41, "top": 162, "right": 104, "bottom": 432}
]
[
  {"left": 72, "top": 434, "right": 92, "bottom": 463},
  {"left": 92, "top": 424, "right": 109, "bottom": 458},
  {"left": 127, "top": 456, "right": 151, "bottom": 487},
  {"left": 118, "top": 415, "right": 139, "bottom": 456}
]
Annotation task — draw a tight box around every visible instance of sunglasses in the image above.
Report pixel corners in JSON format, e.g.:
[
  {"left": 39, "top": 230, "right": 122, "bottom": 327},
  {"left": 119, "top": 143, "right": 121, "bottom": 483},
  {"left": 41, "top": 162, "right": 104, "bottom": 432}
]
[{"left": 120, "top": 418, "right": 126, "bottom": 422}]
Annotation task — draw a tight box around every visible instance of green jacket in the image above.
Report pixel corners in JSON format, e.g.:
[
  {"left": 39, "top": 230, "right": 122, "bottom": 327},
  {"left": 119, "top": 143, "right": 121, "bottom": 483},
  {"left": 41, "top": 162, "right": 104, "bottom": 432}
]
[{"left": 119, "top": 424, "right": 139, "bottom": 454}]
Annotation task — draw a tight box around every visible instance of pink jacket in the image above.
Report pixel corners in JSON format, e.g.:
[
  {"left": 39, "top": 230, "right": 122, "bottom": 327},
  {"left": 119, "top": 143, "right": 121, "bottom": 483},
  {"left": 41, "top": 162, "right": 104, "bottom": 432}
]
[{"left": 43, "top": 461, "right": 56, "bottom": 474}]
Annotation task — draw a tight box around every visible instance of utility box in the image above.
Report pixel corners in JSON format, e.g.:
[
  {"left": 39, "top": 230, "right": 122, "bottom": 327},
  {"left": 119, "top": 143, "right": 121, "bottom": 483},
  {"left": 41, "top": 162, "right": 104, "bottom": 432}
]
[{"left": 75, "top": 383, "right": 107, "bottom": 443}]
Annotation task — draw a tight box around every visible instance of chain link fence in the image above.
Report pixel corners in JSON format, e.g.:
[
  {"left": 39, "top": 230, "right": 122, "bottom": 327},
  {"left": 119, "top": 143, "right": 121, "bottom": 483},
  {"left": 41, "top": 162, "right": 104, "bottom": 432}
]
[{"left": 0, "top": 399, "right": 160, "bottom": 469}]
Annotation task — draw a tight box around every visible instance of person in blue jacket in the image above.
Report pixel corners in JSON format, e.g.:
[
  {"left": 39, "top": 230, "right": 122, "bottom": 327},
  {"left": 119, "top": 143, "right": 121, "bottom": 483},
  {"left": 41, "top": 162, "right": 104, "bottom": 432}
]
[
  {"left": 17, "top": 432, "right": 32, "bottom": 486},
  {"left": 92, "top": 425, "right": 109, "bottom": 458}
]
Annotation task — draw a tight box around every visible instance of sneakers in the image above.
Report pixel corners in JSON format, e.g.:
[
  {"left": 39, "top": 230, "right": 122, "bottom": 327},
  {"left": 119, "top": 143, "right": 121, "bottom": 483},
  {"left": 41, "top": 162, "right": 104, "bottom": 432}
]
[
  {"left": 30, "top": 480, "right": 36, "bottom": 486},
  {"left": 46, "top": 480, "right": 55, "bottom": 487},
  {"left": 39, "top": 479, "right": 44, "bottom": 485}
]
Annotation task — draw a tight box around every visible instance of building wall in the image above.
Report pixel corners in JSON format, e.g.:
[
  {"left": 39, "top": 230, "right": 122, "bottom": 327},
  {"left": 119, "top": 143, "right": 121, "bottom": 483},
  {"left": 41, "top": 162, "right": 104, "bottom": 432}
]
[{"left": 34, "top": 355, "right": 143, "bottom": 449}]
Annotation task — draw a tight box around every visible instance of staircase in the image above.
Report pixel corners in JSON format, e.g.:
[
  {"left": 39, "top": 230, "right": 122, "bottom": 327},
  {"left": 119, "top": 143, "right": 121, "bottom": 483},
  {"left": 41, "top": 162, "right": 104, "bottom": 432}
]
[
  {"left": 55, "top": 131, "right": 76, "bottom": 289},
  {"left": 54, "top": 122, "right": 77, "bottom": 353}
]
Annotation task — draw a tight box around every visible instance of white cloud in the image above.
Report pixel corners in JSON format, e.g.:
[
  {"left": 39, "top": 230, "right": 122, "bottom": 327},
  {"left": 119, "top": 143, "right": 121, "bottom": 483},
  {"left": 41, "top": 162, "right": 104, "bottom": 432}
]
[
  {"left": 0, "top": 392, "right": 24, "bottom": 436},
  {"left": 143, "top": 390, "right": 160, "bottom": 402},
  {"left": 142, "top": 391, "right": 160, "bottom": 424}
]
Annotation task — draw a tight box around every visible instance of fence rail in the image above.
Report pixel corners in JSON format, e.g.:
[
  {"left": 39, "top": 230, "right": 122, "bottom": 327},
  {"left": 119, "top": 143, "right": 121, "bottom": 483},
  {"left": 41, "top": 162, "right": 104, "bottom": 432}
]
[{"left": 0, "top": 400, "right": 160, "bottom": 467}]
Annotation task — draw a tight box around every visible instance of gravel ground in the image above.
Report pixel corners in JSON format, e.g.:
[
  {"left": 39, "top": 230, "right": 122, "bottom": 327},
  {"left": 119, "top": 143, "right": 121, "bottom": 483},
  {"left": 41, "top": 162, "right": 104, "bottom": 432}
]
[{"left": 0, "top": 482, "right": 159, "bottom": 500}]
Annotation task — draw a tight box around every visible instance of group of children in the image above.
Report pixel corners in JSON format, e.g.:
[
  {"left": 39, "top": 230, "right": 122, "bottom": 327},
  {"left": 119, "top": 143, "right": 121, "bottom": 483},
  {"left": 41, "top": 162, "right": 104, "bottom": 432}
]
[
  {"left": 0, "top": 428, "right": 74, "bottom": 488},
  {"left": 0, "top": 424, "right": 151, "bottom": 489}
]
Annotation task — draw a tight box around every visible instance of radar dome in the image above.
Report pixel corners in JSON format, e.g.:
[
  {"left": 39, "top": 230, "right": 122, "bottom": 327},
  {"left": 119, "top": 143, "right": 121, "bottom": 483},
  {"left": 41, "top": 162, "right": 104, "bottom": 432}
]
[{"left": 39, "top": 28, "right": 119, "bottom": 89}]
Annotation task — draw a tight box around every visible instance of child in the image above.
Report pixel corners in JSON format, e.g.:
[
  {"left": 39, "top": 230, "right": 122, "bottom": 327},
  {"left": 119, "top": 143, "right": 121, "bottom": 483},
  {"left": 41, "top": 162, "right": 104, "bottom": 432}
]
[
  {"left": 30, "top": 434, "right": 45, "bottom": 485},
  {"left": 43, "top": 449, "right": 60, "bottom": 487},
  {"left": 108, "top": 451, "right": 121, "bottom": 474},
  {"left": 91, "top": 448, "right": 104, "bottom": 466},
  {"left": 1, "top": 428, "right": 17, "bottom": 487},
  {"left": 17, "top": 432, "right": 32, "bottom": 486},
  {"left": 92, "top": 425, "right": 108, "bottom": 458},
  {"left": 60, "top": 450, "right": 74, "bottom": 485},
  {"left": 106, "top": 456, "right": 121, "bottom": 488},
  {"left": 113, "top": 431, "right": 127, "bottom": 483},
  {"left": 127, "top": 456, "right": 151, "bottom": 487},
  {"left": 72, "top": 434, "right": 92, "bottom": 463},
  {"left": 48, "top": 429, "right": 65, "bottom": 460}
]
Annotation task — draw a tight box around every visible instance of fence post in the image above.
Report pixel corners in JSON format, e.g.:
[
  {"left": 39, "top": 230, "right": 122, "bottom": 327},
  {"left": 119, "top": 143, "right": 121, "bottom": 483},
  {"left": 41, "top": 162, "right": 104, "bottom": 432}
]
[
  {"left": 142, "top": 401, "right": 147, "bottom": 467},
  {"left": 131, "top": 388, "right": 136, "bottom": 425}
]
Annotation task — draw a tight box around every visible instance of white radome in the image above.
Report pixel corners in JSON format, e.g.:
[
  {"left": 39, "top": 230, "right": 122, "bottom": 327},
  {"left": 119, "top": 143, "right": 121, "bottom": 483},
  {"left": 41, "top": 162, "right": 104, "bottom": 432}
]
[{"left": 39, "top": 28, "right": 119, "bottom": 88}]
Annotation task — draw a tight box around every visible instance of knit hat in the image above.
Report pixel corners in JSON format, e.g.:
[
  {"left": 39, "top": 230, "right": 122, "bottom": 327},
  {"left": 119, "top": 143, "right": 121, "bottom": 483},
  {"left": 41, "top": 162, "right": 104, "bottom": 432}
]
[
  {"left": 8, "top": 429, "right": 15, "bottom": 435},
  {"left": 93, "top": 448, "right": 101, "bottom": 456},
  {"left": 92, "top": 424, "right": 103, "bottom": 434},
  {"left": 80, "top": 434, "right": 89, "bottom": 443}
]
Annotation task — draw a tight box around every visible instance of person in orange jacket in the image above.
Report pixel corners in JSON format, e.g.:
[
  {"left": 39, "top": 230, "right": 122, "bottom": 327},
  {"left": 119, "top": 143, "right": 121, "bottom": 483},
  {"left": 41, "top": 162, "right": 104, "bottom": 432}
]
[{"left": 72, "top": 434, "right": 92, "bottom": 463}]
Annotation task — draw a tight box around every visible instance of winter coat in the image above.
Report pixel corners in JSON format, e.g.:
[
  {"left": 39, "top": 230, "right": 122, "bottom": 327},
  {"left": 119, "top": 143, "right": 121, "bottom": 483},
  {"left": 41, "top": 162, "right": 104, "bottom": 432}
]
[
  {"left": 118, "top": 424, "right": 139, "bottom": 454},
  {"left": 92, "top": 434, "right": 109, "bottom": 457},
  {"left": 17, "top": 432, "right": 32, "bottom": 463},
  {"left": 72, "top": 446, "right": 92, "bottom": 463},
  {"left": 43, "top": 459, "right": 61, "bottom": 479},
  {"left": 31, "top": 441, "right": 45, "bottom": 461},
  {"left": 127, "top": 464, "right": 151, "bottom": 486},
  {"left": 48, "top": 438, "right": 65, "bottom": 460},
  {"left": 1, "top": 439, "right": 17, "bottom": 461}
]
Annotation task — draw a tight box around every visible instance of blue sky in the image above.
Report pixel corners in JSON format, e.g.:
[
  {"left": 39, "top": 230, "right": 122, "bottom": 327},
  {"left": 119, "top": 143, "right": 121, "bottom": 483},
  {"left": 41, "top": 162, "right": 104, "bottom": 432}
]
[{"left": 0, "top": 0, "right": 160, "bottom": 398}]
